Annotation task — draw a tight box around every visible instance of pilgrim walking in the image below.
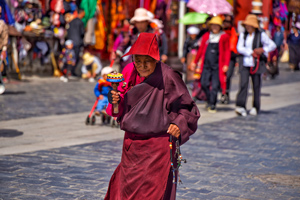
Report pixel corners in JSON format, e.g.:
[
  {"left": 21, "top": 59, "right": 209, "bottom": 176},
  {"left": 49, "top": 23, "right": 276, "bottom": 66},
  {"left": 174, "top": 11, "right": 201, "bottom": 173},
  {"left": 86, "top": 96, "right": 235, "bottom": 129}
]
[{"left": 104, "top": 33, "right": 200, "bottom": 200}]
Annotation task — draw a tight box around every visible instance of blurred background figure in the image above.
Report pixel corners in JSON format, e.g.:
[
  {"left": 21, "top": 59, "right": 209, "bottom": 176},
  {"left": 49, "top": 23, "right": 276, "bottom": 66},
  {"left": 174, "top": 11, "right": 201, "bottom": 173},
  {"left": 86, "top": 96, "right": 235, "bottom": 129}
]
[
  {"left": 65, "top": 8, "right": 85, "bottom": 76},
  {"left": 235, "top": 14, "right": 276, "bottom": 117},
  {"left": 222, "top": 14, "right": 238, "bottom": 104},
  {"left": 59, "top": 40, "right": 76, "bottom": 83},
  {"left": 81, "top": 52, "right": 102, "bottom": 82},
  {"left": 181, "top": 26, "right": 200, "bottom": 65},
  {"left": 287, "top": 22, "right": 300, "bottom": 72},
  {"left": 191, "top": 16, "right": 230, "bottom": 113}
]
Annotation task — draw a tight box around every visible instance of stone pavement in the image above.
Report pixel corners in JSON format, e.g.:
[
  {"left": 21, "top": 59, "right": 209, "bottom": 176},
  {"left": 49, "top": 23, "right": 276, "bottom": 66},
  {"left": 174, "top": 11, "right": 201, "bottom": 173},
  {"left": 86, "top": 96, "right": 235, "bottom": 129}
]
[
  {"left": 0, "top": 63, "right": 300, "bottom": 199},
  {"left": 0, "top": 77, "right": 299, "bottom": 155},
  {"left": 0, "top": 104, "right": 300, "bottom": 200}
]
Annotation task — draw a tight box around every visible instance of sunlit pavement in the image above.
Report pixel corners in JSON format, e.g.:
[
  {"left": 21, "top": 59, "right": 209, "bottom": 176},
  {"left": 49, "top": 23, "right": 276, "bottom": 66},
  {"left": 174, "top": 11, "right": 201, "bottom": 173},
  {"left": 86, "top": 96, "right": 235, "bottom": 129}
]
[{"left": 0, "top": 63, "right": 300, "bottom": 199}]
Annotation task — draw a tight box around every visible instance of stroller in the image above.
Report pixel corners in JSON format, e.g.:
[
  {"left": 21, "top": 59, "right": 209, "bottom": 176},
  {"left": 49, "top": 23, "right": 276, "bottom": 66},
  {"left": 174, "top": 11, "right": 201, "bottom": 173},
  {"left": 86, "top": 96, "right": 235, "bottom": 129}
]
[{"left": 85, "top": 98, "right": 118, "bottom": 127}]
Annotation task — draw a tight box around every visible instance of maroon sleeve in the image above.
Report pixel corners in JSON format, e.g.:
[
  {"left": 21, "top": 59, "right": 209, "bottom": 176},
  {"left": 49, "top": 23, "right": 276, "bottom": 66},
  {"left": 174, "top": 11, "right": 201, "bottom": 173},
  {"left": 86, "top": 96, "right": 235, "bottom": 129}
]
[{"left": 164, "top": 69, "right": 200, "bottom": 145}]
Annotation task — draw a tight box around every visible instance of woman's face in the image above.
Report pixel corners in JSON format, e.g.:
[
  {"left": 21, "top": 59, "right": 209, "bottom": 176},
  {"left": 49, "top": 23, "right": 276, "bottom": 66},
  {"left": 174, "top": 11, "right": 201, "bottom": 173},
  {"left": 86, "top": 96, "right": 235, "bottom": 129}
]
[
  {"left": 245, "top": 25, "right": 255, "bottom": 34},
  {"left": 135, "top": 21, "right": 149, "bottom": 33},
  {"left": 134, "top": 55, "right": 157, "bottom": 78},
  {"left": 210, "top": 24, "right": 221, "bottom": 34}
]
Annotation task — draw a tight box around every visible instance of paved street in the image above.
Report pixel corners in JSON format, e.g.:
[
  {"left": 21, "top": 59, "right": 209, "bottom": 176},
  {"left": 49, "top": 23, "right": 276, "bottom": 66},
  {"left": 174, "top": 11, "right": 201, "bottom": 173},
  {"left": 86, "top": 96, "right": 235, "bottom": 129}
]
[{"left": 0, "top": 63, "right": 300, "bottom": 199}]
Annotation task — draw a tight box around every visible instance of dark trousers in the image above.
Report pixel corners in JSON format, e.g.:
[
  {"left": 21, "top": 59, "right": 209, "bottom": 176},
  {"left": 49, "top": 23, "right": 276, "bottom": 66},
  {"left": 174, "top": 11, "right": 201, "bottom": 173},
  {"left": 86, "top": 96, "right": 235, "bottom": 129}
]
[
  {"left": 72, "top": 45, "right": 81, "bottom": 76},
  {"left": 236, "top": 66, "right": 262, "bottom": 112},
  {"left": 201, "top": 68, "right": 219, "bottom": 106},
  {"left": 62, "top": 64, "right": 74, "bottom": 78},
  {"left": 226, "top": 58, "right": 236, "bottom": 93}
]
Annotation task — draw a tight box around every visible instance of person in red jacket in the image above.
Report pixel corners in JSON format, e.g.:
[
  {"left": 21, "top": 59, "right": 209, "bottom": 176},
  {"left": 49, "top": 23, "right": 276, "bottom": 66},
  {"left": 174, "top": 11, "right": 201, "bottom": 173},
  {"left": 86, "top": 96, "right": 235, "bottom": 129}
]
[
  {"left": 222, "top": 14, "right": 239, "bottom": 104},
  {"left": 191, "top": 16, "right": 230, "bottom": 113}
]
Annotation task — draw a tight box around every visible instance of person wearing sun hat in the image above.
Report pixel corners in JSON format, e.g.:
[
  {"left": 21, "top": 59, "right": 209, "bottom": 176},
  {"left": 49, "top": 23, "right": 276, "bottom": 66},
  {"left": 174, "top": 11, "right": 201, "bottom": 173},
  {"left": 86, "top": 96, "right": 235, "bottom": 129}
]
[
  {"left": 181, "top": 26, "right": 200, "bottom": 64},
  {"left": 235, "top": 14, "right": 276, "bottom": 117},
  {"left": 191, "top": 16, "right": 231, "bottom": 113},
  {"left": 112, "top": 8, "right": 168, "bottom": 71},
  {"left": 81, "top": 52, "right": 102, "bottom": 82},
  {"left": 104, "top": 32, "right": 200, "bottom": 200},
  {"left": 222, "top": 14, "right": 239, "bottom": 104}
]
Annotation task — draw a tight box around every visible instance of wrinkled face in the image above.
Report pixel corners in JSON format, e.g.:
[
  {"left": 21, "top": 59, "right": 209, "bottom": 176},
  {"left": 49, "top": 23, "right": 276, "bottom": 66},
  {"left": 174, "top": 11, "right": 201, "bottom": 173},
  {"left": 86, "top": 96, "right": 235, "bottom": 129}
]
[
  {"left": 245, "top": 25, "right": 255, "bottom": 34},
  {"left": 210, "top": 24, "right": 221, "bottom": 34},
  {"left": 135, "top": 21, "right": 149, "bottom": 33},
  {"left": 133, "top": 55, "right": 157, "bottom": 78}
]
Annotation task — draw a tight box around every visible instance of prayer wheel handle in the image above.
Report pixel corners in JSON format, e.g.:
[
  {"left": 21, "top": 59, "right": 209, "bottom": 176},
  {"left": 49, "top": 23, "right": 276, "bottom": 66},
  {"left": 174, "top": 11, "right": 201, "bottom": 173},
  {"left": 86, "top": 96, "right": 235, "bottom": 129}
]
[{"left": 107, "top": 71, "right": 124, "bottom": 114}]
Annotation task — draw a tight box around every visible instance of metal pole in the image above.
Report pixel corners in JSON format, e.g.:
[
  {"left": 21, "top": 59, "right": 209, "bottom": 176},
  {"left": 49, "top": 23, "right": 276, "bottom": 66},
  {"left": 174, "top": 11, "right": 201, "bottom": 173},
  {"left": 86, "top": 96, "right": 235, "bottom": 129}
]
[{"left": 178, "top": 0, "right": 186, "bottom": 58}]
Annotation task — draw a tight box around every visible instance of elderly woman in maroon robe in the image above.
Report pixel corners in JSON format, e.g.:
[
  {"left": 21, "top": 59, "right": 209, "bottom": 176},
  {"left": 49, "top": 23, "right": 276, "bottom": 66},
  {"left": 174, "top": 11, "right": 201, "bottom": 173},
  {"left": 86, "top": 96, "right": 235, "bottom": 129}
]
[{"left": 104, "top": 32, "right": 200, "bottom": 200}]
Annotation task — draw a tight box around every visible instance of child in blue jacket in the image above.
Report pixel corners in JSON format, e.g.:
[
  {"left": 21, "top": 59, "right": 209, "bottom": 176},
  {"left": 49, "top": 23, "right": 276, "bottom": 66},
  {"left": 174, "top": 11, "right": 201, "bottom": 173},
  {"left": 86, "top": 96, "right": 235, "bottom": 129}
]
[{"left": 94, "top": 67, "right": 114, "bottom": 116}]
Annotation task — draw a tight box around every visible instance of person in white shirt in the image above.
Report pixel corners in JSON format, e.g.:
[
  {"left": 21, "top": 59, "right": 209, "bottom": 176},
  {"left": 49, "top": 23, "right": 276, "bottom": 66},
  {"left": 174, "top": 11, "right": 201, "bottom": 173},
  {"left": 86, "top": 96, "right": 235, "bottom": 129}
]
[{"left": 235, "top": 14, "right": 276, "bottom": 117}]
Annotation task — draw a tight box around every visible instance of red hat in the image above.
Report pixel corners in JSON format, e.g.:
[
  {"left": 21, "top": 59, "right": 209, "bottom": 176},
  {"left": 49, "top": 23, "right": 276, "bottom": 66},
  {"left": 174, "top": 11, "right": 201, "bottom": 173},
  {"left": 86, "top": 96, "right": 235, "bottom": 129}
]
[{"left": 122, "top": 32, "right": 160, "bottom": 61}]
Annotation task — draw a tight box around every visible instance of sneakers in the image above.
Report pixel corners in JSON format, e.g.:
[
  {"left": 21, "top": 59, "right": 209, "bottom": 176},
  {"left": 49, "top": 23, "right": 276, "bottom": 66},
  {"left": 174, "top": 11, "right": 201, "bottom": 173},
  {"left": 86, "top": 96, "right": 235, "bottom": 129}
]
[
  {"left": 60, "top": 76, "right": 68, "bottom": 83},
  {"left": 88, "top": 77, "right": 95, "bottom": 83},
  {"left": 249, "top": 107, "right": 257, "bottom": 116},
  {"left": 235, "top": 107, "right": 247, "bottom": 117},
  {"left": 207, "top": 105, "right": 217, "bottom": 113},
  {"left": 220, "top": 94, "right": 229, "bottom": 104}
]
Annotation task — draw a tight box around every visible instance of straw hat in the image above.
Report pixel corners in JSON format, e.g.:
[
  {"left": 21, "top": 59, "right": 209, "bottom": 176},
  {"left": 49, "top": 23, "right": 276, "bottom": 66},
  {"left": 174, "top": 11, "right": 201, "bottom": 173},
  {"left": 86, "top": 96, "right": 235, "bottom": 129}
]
[
  {"left": 82, "top": 52, "right": 95, "bottom": 66},
  {"left": 242, "top": 14, "right": 259, "bottom": 28},
  {"left": 208, "top": 16, "right": 223, "bottom": 27},
  {"left": 130, "top": 8, "right": 152, "bottom": 24}
]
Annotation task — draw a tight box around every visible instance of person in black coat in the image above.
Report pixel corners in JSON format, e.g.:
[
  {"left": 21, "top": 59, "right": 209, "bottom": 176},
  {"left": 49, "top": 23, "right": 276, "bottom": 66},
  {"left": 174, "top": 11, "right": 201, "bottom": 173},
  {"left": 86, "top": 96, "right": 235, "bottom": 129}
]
[{"left": 65, "top": 8, "right": 85, "bottom": 76}]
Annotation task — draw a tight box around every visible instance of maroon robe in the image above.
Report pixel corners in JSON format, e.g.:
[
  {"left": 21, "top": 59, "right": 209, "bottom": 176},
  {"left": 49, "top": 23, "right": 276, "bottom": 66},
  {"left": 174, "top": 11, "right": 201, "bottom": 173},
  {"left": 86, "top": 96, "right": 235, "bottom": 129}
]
[{"left": 105, "top": 62, "right": 200, "bottom": 200}]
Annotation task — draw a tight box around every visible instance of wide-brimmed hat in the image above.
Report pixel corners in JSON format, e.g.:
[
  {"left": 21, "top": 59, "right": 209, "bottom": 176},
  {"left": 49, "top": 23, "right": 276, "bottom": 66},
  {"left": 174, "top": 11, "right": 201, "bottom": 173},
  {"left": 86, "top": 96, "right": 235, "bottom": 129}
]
[
  {"left": 130, "top": 8, "right": 152, "bottom": 24},
  {"left": 82, "top": 52, "right": 94, "bottom": 66},
  {"left": 122, "top": 32, "right": 160, "bottom": 61},
  {"left": 187, "top": 26, "right": 200, "bottom": 35},
  {"left": 208, "top": 16, "right": 223, "bottom": 27},
  {"left": 242, "top": 14, "right": 259, "bottom": 28}
]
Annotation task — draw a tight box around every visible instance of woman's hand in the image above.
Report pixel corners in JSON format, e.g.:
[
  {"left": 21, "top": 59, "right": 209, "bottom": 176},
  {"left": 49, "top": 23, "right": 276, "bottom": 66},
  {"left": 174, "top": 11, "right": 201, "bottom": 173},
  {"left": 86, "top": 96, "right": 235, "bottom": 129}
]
[
  {"left": 111, "top": 90, "right": 121, "bottom": 104},
  {"left": 161, "top": 54, "right": 168, "bottom": 63},
  {"left": 167, "top": 124, "right": 180, "bottom": 139},
  {"left": 254, "top": 48, "right": 264, "bottom": 55},
  {"left": 189, "top": 62, "right": 196, "bottom": 71},
  {"left": 222, "top": 65, "right": 228, "bottom": 73},
  {"left": 180, "top": 57, "right": 186, "bottom": 64}
]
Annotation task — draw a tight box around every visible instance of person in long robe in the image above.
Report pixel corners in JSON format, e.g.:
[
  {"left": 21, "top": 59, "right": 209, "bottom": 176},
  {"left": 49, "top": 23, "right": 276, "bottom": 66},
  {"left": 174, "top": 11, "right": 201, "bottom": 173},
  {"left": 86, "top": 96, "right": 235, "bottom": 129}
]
[{"left": 104, "top": 32, "right": 200, "bottom": 200}]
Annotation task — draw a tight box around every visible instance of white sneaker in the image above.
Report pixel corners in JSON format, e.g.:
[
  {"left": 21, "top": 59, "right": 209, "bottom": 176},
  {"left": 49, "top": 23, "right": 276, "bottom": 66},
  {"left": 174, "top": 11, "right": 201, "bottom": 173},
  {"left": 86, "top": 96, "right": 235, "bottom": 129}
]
[
  {"left": 60, "top": 76, "right": 65, "bottom": 81},
  {"left": 88, "top": 77, "right": 95, "bottom": 83},
  {"left": 235, "top": 107, "right": 247, "bottom": 117},
  {"left": 61, "top": 77, "right": 68, "bottom": 83},
  {"left": 249, "top": 108, "right": 257, "bottom": 116}
]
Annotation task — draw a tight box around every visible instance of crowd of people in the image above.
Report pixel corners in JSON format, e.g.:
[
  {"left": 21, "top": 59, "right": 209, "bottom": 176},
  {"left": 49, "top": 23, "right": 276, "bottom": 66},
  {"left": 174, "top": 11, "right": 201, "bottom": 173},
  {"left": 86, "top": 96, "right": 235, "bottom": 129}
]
[
  {"left": 0, "top": 1, "right": 299, "bottom": 113},
  {"left": 0, "top": 1, "right": 300, "bottom": 199}
]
